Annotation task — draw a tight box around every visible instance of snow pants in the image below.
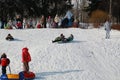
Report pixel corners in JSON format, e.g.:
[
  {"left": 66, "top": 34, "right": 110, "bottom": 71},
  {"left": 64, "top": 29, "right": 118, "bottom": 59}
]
[
  {"left": 23, "top": 62, "right": 29, "bottom": 72},
  {"left": 106, "top": 31, "right": 110, "bottom": 39},
  {"left": 2, "top": 66, "right": 7, "bottom": 74}
]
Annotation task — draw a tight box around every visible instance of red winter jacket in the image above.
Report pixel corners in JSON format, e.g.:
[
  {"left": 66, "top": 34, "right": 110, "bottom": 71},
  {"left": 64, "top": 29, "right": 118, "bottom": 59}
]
[
  {"left": 0, "top": 58, "right": 10, "bottom": 66},
  {"left": 37, "top": 23, "right": 41, "bottom": 28},
  {"left": 17, "top": 22, "right": 22, "bottom": 28},
  {"left": 22, "top": 48, "right": 31, "bottom": 63}
]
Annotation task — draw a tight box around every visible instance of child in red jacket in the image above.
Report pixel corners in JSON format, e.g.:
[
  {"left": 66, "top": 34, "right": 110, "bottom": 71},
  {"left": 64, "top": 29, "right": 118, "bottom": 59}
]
[
  {"left": 22, "top": 47, "right": 31, "bottom": 73},
  {"left": 0, "top": 53, "right": 10, "bottom": 74},
  {"left": 16, "top": 21, "right": 22, "bottom": 29}
]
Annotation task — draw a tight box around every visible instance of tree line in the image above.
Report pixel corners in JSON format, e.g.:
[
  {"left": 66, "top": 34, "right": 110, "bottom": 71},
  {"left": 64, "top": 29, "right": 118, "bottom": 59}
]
[
  {"left": 0, "top": 0, "right": 72, "bottom": 19},
  {"left": 0, "top": 0, "right": 119, "bottom": 23},
  {"left": 86, "top": 0, "right": 120, "bottom": 22}
]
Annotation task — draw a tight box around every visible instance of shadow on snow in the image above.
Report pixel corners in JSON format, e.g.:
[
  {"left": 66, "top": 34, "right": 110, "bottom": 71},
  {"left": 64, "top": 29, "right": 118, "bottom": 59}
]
[{"left": 35, "top": 69, "right": 84, "bottom": 79}]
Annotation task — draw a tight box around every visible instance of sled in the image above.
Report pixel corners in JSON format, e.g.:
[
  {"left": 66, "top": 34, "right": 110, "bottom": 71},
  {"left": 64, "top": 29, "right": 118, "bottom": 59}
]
[
  {"left": 6, "top": 39, "right": 14, "bottom": 41},
  {"left": 58, "top": 37, "right": 74, "bottom": 43},
  {"left": 19, "top": 71, "right": 35, "bottom": 80},
  {"left": 7, "top": 74, "right": 19, "bottom": 80},
  {"left": 0, "top": 74, "right": 8, "bottom": 80}
]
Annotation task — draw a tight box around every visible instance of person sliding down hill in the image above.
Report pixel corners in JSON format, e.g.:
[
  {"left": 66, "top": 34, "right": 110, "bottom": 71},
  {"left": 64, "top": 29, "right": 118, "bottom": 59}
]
[
  {"left": 52, "top": 34, "right": 74, "bottom": 43},
  {"left": 66, "top": 34, "right": 74, "bottom": 42},
  {"left": 61, "top": 34, "right": 74, "bottom": 43},
  {"left": 0, "top": 53, "right": 10, "bottom": 75},
  {"left": 52, "top": 34, "right": 66, "bottom": 43},
  {"left": 6, "top": 33, "right": 14, "bottom": 41}
]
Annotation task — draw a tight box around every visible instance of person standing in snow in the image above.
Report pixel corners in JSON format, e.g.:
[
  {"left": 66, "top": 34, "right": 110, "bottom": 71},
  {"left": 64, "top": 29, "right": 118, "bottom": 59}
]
[
  {"left": 36, "top": 20, "right": 41, "bottom": 28},
  {"left": 5, "top": 20, "right": 13, "bottom": 29},
  {"left": 46, "top": 16, "right": 52, "bottom": 28},
  {"left": 104, "top": 19, "right": 111, "bottom": 39},
  {"left": 0, "top": 53, "right": 10, "bottom": 75},
  {"left": 16, "top": 21, "right": 22, "bottom": 29},
  {"left": 54, "top": 14, "right": 60, "bottom": 28},
  {"left": 22, "top": 47, "right": 31, "bottom": 73},
  {"left": 29, "top": 18, "right": 34, "bottom": 28},
  {"left": 40, "top": 15, "right": 45, "bottom": 28},
  {"left": 22, "top": 18, "right": 27, "bottom": 29}
]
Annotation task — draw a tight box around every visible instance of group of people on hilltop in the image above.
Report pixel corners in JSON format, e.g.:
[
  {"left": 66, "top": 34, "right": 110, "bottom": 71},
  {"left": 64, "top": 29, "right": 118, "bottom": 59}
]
[
  {"left": 0, "top": 47, "right": 31, "bottom": 75},
  {"left": 0, "top": 10, "right": 80, "bottom": 29}
]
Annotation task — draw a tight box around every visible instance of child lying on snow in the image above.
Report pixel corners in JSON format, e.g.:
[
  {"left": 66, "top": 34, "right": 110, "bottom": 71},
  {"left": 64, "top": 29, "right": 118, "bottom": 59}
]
[
  {"left": 52, "top": 34, "right": 74, "bottom": 43},
  {"left": 52, "top": 33, "right": 65, "bottom": 43},
  {"left": 66, "top": 34, "right": 74, "bottom": 42},
  {"left": 5, "top": 33, "right": 14, "bottom": 41}
]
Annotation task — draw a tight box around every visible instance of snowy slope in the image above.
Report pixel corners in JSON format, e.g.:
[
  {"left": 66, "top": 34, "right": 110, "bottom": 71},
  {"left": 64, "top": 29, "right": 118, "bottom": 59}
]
[{"left": 0, "top": 28, "right": 120, "bottom": 80}]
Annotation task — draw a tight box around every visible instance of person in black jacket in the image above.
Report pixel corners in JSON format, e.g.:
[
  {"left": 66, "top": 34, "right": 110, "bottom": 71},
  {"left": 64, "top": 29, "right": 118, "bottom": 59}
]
[{"left": 6, "top": 34, "right": 14, "bottom": 41}]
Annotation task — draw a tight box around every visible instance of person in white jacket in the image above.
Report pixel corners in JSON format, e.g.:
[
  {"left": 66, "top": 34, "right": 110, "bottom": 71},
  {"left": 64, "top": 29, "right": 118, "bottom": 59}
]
[{"left": 104, "top": 20, "right": 111, "bottom": 39}]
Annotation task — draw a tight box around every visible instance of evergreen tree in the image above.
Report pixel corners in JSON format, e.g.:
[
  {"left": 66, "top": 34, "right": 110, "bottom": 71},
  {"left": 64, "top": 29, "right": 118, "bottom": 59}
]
[
  {"left": 85, "top": 0, "right": 105, "bottom": 15},
  {"left": 0, "top": 0, "right": 72, "bottom": 19}
]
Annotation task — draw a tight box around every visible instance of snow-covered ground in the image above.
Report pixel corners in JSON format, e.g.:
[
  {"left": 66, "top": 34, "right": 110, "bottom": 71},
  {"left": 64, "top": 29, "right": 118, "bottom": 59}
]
[{"left": 0, "top": 28, "right": 120, "bottom": 80}]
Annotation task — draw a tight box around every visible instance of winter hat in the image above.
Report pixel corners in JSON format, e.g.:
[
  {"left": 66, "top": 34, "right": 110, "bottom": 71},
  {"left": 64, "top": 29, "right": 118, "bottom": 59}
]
[
  {"left": 22, "top": 47, "right": 28, "bottom": 52},
  {"left": 1, "top": 53, "right": 7, "bottom": 58}
]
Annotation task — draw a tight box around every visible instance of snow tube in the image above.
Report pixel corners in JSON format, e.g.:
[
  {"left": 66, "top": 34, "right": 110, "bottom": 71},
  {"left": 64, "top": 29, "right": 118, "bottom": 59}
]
[
  {"left": 19, "top": 71, "right": 35, "bottom": 79},
  {"left": 0, "top": 74, "right": 8, "bottom": 80},
  {"left": 7, "top": 74, "right": 19, "bottom": 80}
]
